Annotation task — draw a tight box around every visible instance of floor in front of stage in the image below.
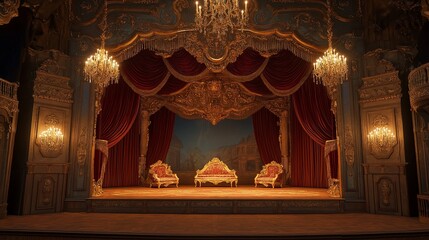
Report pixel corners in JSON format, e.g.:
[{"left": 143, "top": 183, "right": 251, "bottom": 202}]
[
  {"left": 2, "top": 187, "right": 429, "bottom": 239},
  {"left": 95, "top": 185, "right": 334, "bottom": 200},
  {"left": 1, "top": 212, "right": 429, "bottom": 240}
]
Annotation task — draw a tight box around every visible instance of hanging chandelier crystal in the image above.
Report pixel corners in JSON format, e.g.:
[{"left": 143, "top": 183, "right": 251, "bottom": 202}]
[
  {"left": 195, "top": 0, "right": 249, "bottom": 41},
  {"left": 313, "top": 0, "right": 347, "bottom": 89},
  {"left": 84, "top": 0, "right": 119, "bottom": 88}
]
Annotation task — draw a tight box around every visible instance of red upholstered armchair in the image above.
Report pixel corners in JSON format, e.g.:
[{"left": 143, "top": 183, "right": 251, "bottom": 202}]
[
  {"left": 254, "top": 161, "right": 284, "bottom": 188},
  {"left": 147, "top": 160, "right": 179, "bottom": 188}
]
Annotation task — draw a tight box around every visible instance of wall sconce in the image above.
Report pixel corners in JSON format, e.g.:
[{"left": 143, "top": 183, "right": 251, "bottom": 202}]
[
  {"left": 367, "top": 126, "right": 396, "bottom": 159},
  {"left": 36, "top": 127, "right": 64, "bottom": 158}
]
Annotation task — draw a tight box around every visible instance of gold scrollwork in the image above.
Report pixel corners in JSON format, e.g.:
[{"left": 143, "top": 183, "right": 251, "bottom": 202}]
[
  {"left": 77, "top": 127, "right": 88, "bottom": 176},
  {"left": 166, "top": 81, "right": 258, "bottom": 125}
]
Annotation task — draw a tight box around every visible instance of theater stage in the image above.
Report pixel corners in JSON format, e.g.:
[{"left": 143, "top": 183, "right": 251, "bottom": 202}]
[{"left": 87, "top": 186, "right": 344, "bottom": 214}]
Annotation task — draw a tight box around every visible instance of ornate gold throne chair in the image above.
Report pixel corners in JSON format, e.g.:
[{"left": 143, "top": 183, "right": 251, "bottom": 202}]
[
  {"left": 147, "top": 160, "right": 179, "bottom": 188},
  {"left": 194, "top": 157, "right": 238, "bottom": 187},
  {"left": 254, "top": 161, "right": 284, "bottom": 188}
]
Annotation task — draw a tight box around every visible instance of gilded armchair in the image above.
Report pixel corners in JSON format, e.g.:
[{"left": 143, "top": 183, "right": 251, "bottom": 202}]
[
  {"left": 147, "top": 160, "right": 179, "bottom": 188},
  {"left": 254, "top": 161, "right": 284, "bottom": 188}
]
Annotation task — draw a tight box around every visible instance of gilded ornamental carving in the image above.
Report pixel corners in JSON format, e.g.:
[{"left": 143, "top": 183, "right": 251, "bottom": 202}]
[
  {"left": 183, "top": 31, "right": 249, "bottom": 73},
  {"left": 0, "top": 0, "right": 19, "bottom": 26},
  {"left": 32, "top": 50, "right": 73, "bottom": 104},
  {"left": 140, "top": 80, "right": 288, "bottom": 125},
  {"left": 359, "top": 71, "right": 402, "bottom": 103},
  {"left": 344, "top": 126, "right": 355, "bottom": 178},
  {"left": 34, "top": 71, "right": 73, "bottom": 104},
  {"left": 72, "top": 1, "right": 331, "bottom": 71},
  {"left": 77, "top": 127, "right": 88, "bottom": 176},
  {"left": 379, "top": 179, "right": 392, "bottom": 206},
  {"left": 40, "top": 177, "right": 54, "bottom": 206},
  {"left": 265, "top": 98, "right": 289, "bottom": 118}
]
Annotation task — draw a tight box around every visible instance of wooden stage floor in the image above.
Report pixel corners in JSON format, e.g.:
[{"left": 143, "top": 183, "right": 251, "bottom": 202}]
[
  {"left": 96, "top": 186, "right": 334, "bottom": 199},
  {"left": 87, "top": 186, "right": 344, "bottom": 214}
]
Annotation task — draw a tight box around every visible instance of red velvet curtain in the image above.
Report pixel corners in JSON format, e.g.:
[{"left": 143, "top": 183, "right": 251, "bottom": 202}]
[
  {"left": 262, "top": 50, "right": 311, "bottom": 93},
  {"left": 122, "top": 48, "right": 311, "bottom": 97},
  {"left": 121, "top": 49, "right": 170, "bottom": 95},
  {"left": 290, "top": 108, "right": 327, "bottom": 187},
  {"left": 241, "top": 76, "right": 274, "bottom": 96},
  {"left": 290, "top": 78, "right": 337, "bottom": 187},
  {"left": 292, "top": 77, "right": 336, "bottom": 146},
  {"left": 166, "top": 48, "right": 206, "bottom": 75},
  {"left": 146, "top": 107, "right": 176, "bottom": 168},
  {"left": 96, "top": 78, "right": 140, "bottom": 147},
  {"left": 226, "top": 48, "right": 266, "bottom": 75},
  {"left": 252, "top": 107, "right": 282, "bottom": 164},
  {"left": 100, "top": 118, "right": 141, "bottom": 187},
  {"left": 94, "top": 78, "right": 140, "bottom": 186}
]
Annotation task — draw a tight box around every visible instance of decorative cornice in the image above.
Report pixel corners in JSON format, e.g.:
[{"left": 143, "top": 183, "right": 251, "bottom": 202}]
[
  {"left": 359, "top": 71, "right": 402, "bottom": 103},
  {"left": 34, "top": 71, "right": 73, "bottom": 104},
  {"left": 0, "top": 0, "right": 19, "bottom": 26}
]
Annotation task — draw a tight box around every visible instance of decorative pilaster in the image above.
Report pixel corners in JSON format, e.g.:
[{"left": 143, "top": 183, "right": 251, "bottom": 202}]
[
  {"left": 265, "top": 97, "right": 290, "bottom": 185},
  {"left": 359, "top": 70, "right": 409, "bottom": 216},
  {"left": 278, "top": 111, "right": 289, "bottom": 184},
  {"left": 139, "top": 110, "right": 150, "bottom": 185},
  {"left": 19, "top": 49, "right": 73, "bottom": 215},
  {"left": 138, "top": 97, "right": 164, "bottom": 185}
]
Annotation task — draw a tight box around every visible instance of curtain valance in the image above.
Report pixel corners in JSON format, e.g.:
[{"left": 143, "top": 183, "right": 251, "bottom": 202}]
[{"left": 121, "top": 48, "right": 312, "bottom": 97}]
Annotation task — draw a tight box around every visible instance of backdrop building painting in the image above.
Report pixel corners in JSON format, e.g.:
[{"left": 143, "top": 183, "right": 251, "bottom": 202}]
[{"left": 165, "top": 116, "right": 262, "bottom": 184}]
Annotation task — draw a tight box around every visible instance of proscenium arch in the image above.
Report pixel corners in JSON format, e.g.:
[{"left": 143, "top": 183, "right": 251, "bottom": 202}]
[{"left": 87, "top": 0, "right": 340, "bottom": 191}]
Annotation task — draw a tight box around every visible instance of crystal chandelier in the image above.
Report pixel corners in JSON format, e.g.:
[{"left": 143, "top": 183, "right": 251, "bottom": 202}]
[
  {"left": 313, "top": 0, "right": 347, "bottom": 90},
  {"left": 195, "top": 0, "right": 249, "bottom": 41},
  {"left": 367, "top": 126, "right": 396, "bottom": 151},
  {"left": 84, "top": 0, "right": 119, "bottom": 88},
  {"left": 38, "top": 127, "right": 64, "bottom": 149},
  {"left": 37, "top": 127, "right": 64, "bottom": 157}
]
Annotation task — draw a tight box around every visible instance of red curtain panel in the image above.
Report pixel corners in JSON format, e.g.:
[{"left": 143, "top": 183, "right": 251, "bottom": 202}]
[
  {"left": 252, "top": 107, "right": 282, "bottom": 164},
  {"left": 94, "top": 78, "right": 140, "bottom": 186},
  {"left": 146, "top": 107, "right": 176, "bottom": 167},
  {"left": 100, "top": 118, "right": 141, "bottom": 187},
  {"left": 290, "top": 78, "right": 338, "bottom": 187}
]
